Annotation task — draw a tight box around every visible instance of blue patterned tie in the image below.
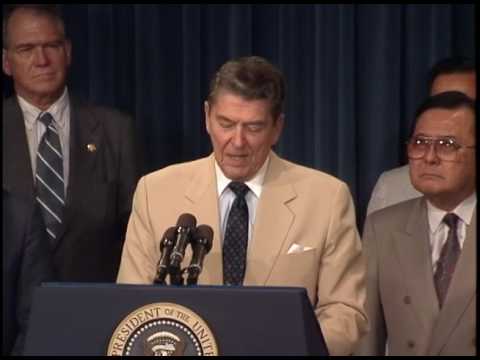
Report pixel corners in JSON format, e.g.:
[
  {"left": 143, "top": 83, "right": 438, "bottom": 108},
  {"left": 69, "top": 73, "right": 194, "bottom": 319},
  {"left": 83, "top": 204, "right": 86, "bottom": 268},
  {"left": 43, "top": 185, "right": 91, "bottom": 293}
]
[
  {"left": 223, "top": 182, "right": 250, "bottom": 286},
  {"left": 35, "top": 112, "right": 65, "bottom": 244},
  {"left": 434, "top": 213, "right": 461, "bottom": 308}
]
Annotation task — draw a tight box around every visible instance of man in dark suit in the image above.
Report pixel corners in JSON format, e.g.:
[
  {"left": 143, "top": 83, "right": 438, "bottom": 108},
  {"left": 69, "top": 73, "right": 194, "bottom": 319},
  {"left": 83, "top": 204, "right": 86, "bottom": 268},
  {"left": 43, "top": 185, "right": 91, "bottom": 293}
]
[
  {"left": 3, "top": 189, "right": 55, "bottom": 355},
  {"left": 2, "top": 5, "right": 143, "bottom": 281},
  {"left": 356, "top": 92, "right": 476, "bottom": 355}
]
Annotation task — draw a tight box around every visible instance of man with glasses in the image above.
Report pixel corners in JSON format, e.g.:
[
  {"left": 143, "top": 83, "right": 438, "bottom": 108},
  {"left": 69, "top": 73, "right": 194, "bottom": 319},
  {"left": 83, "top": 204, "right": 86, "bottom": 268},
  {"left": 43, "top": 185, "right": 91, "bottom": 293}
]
[
  {"left": 366, "top": 56, "right": 476, "bottom": 216},
  {"left": 356, "top": 91, "right": 476, "bottom": 355}
]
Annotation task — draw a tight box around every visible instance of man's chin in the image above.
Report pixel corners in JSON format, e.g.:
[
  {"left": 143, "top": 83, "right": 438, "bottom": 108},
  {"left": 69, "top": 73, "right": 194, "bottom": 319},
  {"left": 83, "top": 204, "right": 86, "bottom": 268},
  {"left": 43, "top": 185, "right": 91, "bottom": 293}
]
[
  {"left": 27, "top": 84, "right": 65, "bottom": 101},
  {"left": 221, "top": 165, "right": 251, "bottom": 182},
  {"left": 414, "top": 183, "right": 444, "bottom": 197}
]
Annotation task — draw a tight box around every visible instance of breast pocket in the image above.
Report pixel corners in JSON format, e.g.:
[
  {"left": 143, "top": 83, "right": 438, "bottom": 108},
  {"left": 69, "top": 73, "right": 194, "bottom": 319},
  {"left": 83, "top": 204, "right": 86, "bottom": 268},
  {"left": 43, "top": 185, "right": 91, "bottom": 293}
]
[{"left": 268, "top": 249, "right": 318, "bottom": 290}]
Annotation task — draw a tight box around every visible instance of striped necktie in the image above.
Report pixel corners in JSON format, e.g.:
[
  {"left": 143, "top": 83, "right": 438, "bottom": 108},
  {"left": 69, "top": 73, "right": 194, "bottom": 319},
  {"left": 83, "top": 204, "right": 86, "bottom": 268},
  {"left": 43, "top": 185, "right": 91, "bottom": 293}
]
[{"left": 35, "top": 112, "right": 65, "bottom": 244}]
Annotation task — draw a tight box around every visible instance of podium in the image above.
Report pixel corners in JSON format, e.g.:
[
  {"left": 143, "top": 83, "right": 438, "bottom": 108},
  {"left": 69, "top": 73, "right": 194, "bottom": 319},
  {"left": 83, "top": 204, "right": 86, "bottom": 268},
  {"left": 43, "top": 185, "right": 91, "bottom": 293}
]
[{"left": 23, "top": 283, "right": 328, "bottom": 356}]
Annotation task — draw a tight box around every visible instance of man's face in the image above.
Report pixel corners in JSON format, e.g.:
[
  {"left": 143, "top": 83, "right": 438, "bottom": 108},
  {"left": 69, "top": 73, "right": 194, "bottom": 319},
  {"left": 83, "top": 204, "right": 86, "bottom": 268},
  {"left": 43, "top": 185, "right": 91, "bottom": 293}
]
[
  {"left": 431, "top": 72, "right": 476, "bottom": 99},
  {"left": 205, "top": 92, "right": 284, "bottom": 182},
  {"left": 409, "top": 107, "right": 476, "bottom": 210},
  {"left": 2, "top": 9, "right": 71, "bottom": 108}
]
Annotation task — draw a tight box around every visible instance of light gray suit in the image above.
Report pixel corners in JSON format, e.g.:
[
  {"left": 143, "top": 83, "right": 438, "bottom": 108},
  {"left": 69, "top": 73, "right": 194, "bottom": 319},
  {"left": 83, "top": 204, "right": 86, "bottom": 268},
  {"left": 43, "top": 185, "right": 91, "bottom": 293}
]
[{"left": 356, "top": 197, "right": 476, "bottom": 355}]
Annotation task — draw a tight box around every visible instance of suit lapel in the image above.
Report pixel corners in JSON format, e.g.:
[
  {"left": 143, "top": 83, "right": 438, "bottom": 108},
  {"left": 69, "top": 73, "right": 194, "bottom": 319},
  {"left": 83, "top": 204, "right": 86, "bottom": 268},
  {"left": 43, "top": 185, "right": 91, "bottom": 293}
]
[
  {"left": 54, "top": 97, "right": 101, "bottom": 249},
  {"left": 393, "top": 199, "right": 440, "bottom": 334},
  {"left": 185, "top": 155, "right": 223, "bottom": 285},
  {"left": 243, "top": 153, "right": 296, "bottom": 285},
  {"left": 427, "top": 207, "right": 477, "bottom": 355},
  {"left": 3, "top": 98, "right": 35, "bottom": 197}
]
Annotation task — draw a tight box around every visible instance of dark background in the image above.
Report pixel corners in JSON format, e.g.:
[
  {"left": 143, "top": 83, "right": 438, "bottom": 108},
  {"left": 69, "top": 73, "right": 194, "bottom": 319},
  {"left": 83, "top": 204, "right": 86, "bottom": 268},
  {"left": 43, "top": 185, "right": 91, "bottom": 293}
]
[{"left": 3, "top": 4, "right": 475, "bottom": 229}]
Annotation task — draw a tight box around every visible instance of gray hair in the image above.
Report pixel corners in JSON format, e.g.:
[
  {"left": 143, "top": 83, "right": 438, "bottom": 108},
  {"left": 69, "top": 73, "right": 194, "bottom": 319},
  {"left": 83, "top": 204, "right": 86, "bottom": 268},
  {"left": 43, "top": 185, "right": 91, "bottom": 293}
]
[
  {"left": 207, "top": 56, "right": 285, "bottom": 120},
  {"left": 3, "top": 4, "right": 66, "bottom": 49}
]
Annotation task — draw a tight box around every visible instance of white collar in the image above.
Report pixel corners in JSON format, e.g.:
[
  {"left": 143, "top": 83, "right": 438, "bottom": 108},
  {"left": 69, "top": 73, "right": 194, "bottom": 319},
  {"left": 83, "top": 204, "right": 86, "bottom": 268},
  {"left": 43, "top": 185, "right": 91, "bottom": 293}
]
[
  {"left": 427, "top": 192, "right": 477, "bottom": 233},
  {"left": 18, "top": 87, "right": 69, "bottom": 129},
  {"left": 215, "top": 154, "right": 270, "bottom": 199}
]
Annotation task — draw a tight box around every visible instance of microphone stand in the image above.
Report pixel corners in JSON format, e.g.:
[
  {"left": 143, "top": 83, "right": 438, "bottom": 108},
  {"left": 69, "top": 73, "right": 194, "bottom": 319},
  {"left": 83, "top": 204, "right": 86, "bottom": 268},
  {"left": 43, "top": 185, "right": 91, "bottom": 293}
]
[{"left": 169, "top": 268, "right": 185, "bottom": 285}]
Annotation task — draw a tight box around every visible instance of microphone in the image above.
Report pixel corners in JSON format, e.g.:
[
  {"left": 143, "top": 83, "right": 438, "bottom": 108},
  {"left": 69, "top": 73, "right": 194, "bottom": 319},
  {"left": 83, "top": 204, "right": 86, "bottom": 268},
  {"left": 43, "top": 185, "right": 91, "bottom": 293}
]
[
  {"left": 153, "top": 227, "right": 177, "bottom": 285},
  {"left": 169, "top": 213, "right": 197, "bottom": 285},
  {"left": 187, "top": 225, "right": 214, "bottom": 285}
]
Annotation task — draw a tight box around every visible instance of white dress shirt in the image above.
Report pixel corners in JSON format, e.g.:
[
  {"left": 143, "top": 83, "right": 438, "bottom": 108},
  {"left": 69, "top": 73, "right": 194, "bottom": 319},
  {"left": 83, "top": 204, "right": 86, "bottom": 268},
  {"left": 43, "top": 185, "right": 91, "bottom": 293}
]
[
  {"left": 427, "top": 192, "right": 476, "bottom": 273},
  {"left": 215, "top": 156, "right": 270, "bottom": 247}
]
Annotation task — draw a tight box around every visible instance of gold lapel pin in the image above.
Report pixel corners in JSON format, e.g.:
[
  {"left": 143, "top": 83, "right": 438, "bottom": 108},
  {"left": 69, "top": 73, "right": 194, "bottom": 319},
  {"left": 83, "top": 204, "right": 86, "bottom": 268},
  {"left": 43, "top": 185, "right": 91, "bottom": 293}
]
[{"left": 87, "top": 143, "right": 97, "bottom": 152}]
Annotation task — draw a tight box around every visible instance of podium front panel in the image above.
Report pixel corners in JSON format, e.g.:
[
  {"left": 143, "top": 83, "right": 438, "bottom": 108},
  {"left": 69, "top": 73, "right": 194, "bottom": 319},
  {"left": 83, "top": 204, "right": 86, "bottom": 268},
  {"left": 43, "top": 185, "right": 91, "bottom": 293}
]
[{"left": 24, "top": 283, "right": 328, "bottom": 355}]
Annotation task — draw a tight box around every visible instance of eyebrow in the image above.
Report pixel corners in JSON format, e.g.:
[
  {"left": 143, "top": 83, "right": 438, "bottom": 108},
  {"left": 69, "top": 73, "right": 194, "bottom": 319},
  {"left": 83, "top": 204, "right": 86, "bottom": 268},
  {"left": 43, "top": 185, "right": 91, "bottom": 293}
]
[
  {"left": 414, "top": 133, "right": 457, "bottom": 139},
  {"left": 13, "top": 38, "right": 65, "bottom": 48},
  {"left": 216, "top": 115, "right": 267, "bottom": 126}
]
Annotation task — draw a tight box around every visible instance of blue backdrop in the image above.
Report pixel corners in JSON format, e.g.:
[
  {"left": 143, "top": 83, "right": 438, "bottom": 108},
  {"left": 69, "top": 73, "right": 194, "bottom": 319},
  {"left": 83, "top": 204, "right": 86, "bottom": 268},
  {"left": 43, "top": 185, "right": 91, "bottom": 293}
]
[{"left": 3, "top": 4, "right": 475, "bottom": 229}]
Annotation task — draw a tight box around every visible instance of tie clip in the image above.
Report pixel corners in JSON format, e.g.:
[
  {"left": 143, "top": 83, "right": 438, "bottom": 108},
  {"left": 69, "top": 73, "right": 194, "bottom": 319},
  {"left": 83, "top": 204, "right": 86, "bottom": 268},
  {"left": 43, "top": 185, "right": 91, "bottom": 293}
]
[{"left": 87, "top": 143, "right": 96, "bottom": 152}]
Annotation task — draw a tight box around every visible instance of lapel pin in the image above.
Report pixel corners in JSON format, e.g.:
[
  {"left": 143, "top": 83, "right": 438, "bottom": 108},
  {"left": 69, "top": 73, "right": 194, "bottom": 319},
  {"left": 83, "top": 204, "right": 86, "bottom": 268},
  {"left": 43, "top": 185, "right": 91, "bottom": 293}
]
[{"left": 87, "top": 143, "right": 97, "bottom": 152}]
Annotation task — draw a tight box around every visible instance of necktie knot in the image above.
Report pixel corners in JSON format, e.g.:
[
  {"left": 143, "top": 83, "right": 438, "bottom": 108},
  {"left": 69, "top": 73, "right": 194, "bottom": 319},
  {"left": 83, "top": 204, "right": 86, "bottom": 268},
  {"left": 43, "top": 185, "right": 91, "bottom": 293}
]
[
  {"left": 443, "top": 213, "right": 459, "bottom": 230},
  {"left": 39, "top": 112, "right": 54, "bottom": 127},
  {"left": 228, "top": 182, "right": 249, "bottom": 198}
]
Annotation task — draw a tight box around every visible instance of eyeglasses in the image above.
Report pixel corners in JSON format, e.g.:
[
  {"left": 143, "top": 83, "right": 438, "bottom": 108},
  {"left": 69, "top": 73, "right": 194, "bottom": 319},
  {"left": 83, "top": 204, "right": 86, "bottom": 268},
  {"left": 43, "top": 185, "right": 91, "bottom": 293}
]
[{"left": 407, "top": 136, "right": 476, "bottom": 161}]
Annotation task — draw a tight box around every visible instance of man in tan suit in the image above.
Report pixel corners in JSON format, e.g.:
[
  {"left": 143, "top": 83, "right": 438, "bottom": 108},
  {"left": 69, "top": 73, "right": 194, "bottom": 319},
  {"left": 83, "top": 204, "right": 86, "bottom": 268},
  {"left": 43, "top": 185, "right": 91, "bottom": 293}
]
[
  {"left": 117, "top": 56, "right": 368, "bottom": 356},
  {"left": 356, "top": 91, "right": 476, "bottom": 355}
]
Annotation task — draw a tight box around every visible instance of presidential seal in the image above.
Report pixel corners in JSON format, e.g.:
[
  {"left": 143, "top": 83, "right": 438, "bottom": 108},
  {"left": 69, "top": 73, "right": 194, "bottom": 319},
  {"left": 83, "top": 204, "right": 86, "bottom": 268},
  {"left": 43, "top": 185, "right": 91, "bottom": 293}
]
[{"left": 107, "top": 303, "right": 218, "bottom": 356}]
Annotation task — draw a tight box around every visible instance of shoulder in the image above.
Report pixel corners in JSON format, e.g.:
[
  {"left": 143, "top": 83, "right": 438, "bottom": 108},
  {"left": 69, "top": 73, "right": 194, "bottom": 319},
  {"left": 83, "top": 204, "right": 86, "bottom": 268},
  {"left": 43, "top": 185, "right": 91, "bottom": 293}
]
[
  {"left": 141, "top": 156, "right": 211, "bottom": 187},
  {"left": 3, "top": 96, "right": 20, "bottom": 118},
  {"left": 368, "top": 197, "right": 423, "bottom": 230},
  {"left": 70, "top": 96, "right": 133, "bottom": 127},
  {"left": 3, "top": 96, "right": 18, "bottom": 110},
  {"left": 276, "top": 156, "right": 349, "bottom": 193},
  {"left": 378, "top": 164, "right": 410, "bottom": 184}
]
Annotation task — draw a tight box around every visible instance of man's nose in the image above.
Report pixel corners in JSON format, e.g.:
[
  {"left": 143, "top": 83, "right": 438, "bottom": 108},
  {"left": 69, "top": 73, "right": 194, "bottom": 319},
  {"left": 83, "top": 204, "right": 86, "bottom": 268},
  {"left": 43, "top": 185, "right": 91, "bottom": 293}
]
[
  {"left": 424, "top": 142, "right": 440, "bottom": 164},
  {"left": 231, "top": 126, "right": 246, "bottom": 147},
  {"left": 33, "top": 46, "right": 49, "bottom": 66}
]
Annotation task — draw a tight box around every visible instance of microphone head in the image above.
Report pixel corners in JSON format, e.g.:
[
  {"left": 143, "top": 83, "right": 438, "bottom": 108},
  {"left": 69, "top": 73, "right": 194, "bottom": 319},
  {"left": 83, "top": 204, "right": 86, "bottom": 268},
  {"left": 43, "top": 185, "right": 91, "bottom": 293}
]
[
  {"left": 195, "top": 224, "right": 213, "bottom": 252},
  {"left": 176, "top": 213, "right": 197, "bottom": 229},
  {"left": 160, "top": 227, "right": 177, "bottom": 251}
]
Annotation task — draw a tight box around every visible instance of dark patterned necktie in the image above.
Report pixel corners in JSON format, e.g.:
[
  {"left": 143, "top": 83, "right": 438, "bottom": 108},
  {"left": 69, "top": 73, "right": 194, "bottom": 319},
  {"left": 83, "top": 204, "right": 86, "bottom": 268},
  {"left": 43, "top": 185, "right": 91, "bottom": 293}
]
[
  {"left": 223, "top": 182, "right": 250, "bottom": 286},
  {"left": 35, "top": 112, "right": 65, "bottom": 244},
  {"left": 433, "top": 213, "right": 461, "bottom": 308}
]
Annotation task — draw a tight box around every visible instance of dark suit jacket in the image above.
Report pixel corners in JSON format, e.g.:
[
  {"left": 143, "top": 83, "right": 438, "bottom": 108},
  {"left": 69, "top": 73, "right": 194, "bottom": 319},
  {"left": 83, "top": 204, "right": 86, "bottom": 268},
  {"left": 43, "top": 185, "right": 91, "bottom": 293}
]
[
  {"left": 356, "top": 197, "right": 476, "bottom": 356},
  {"left": 3, "top": 95, "right": 144, "bottom": 281},
  {"left": 3, "top": 189, "right": 54, "bottom": 355}
]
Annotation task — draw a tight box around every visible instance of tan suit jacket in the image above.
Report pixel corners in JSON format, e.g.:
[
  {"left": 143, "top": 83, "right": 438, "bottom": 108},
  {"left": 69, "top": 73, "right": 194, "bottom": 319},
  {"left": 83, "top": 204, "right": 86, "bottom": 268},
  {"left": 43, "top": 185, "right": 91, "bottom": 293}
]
[
  {"left": 356, "top": 197, "right": 476, "bottom": 355},
  {"left": 117, "top": 152, "right": 367, "bottom": 355}
]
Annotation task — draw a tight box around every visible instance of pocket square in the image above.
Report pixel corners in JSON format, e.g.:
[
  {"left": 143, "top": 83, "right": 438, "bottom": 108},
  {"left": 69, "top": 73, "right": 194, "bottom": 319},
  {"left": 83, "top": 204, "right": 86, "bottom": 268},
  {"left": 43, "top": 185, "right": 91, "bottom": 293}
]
[{"left": 287, "top": 243, "right": 313, "bottom": 254}]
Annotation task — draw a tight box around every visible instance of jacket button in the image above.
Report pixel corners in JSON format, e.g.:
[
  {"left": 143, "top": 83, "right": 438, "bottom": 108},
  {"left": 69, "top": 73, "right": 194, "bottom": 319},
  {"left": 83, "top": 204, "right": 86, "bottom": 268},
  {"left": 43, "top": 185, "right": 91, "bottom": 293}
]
[
  {"left": 407, "top": 340, "right": 415, "bottom": 348},
  {"left": 404, "top": 296, "right": 411, "bottom": 304}
]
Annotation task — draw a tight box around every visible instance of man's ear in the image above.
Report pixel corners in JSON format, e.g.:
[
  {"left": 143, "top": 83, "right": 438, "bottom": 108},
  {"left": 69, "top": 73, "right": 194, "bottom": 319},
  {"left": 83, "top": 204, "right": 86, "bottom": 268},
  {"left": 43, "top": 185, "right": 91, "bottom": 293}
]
[
  {"left": 272, "top": 113, "right": 285, "bottom": 145},
  {"left": 204, "top": 101, "right": 211, "bottom": 135},
  {"left": 3, "top": 50, "right": 13, "bottom": 76},
  {"left": 65, "top": 39, "right": 72, "bottom": 67}
]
